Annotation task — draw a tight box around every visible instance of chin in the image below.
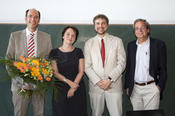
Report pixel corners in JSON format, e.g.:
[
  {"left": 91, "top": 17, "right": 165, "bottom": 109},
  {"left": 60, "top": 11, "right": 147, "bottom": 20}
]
[{"left": 97, "top": 32, "right": 105, "bottom": 35}]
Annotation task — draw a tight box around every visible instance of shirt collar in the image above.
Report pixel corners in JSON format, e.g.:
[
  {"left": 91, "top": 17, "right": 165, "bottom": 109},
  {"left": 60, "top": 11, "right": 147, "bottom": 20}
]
[
  {"left": 97, "top": 33, "right": 109, "bottom": 41},
  {"left": 26, "top": 28, "right": 38, "bottom": 36},
  {"left": 136, "top": 37, "right": 150, "bottom": 46}
]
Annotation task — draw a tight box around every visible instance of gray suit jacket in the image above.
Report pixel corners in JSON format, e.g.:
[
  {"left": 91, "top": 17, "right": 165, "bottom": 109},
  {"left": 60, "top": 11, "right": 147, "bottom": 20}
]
[
  {"left": 84, "top": 33, "right": 126, "bottom": 94},
  {"left": 6, "top": 29, "right": 52, "bottom": 91}
]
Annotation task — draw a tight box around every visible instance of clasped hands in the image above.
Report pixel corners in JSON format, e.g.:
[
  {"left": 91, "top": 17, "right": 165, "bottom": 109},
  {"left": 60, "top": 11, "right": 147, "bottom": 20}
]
[
  {"left": 97, "top": 78, "right": 111, "bottom": 90},
  {"left": 67, "top": 80, "right": 79, "bottom": 98},
  {"left": 21, "top": 83, "right": 36, "bottom": 91}
]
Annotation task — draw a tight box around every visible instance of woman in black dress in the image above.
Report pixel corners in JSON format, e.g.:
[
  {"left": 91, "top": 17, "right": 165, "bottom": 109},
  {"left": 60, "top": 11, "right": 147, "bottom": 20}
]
[{"left": 49, "top": 26, "right": 88, "bottom": 116}]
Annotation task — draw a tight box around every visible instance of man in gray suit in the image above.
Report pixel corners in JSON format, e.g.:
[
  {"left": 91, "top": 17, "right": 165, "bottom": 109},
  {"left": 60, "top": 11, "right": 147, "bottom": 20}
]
[
  {"left": 6, "top": 8, "right": 52, "bottom": 116},
  {"left": 84, "top": 14, "right": 126, "bottom": 116}
]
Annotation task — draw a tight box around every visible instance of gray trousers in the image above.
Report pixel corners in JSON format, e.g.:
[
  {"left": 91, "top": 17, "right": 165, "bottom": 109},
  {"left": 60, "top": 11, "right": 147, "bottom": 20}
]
[{"left": 12, "top": 90, "right": 44, "bottom": 116}]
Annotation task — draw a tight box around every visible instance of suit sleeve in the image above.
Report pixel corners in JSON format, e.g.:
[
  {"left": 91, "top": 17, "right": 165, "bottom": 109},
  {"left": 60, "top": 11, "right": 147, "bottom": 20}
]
[
  {"left": 6, "top": 33, "right": 24, "bottom": 88},
  {"left": 6, "top": 33, "right": 15, "bottom": 74},
  {"left": 84, "top": 41, "right": 101, "bottom": 85},
  {"left": 108, "top": 39, "right": 126, "bottom": 82},
  {"left": 46, "top": 35, "right": 52, "bottom": 57},
  {"left": 6, "top": 33, "right": 15, "bottom": 60}
]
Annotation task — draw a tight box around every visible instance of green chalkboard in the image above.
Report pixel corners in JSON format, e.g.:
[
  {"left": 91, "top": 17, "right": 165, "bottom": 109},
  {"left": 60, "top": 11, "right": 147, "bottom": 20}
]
[{"left": 0, "top": 24, "right": 175, "bottom": 116}]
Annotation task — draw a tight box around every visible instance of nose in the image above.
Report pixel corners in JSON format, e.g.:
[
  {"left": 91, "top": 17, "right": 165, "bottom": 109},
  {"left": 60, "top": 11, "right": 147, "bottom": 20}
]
[
  {"left": 31, "top": 17, "right": 34, "bottom": 21},
  {"left": 138, "top": 28, "right": 143, "bottom": 32},
  {"left": 29, "top": 17, "right": 35, "bottom": 22},
  {"left": 30, "top": 16, "right": 39, "bottom": 21},
  {"left": 99, "top": 23, "right": 103, "bottom": 27},
  {"left": 71, "top": 35, "right": 75, "bottom": 39}
]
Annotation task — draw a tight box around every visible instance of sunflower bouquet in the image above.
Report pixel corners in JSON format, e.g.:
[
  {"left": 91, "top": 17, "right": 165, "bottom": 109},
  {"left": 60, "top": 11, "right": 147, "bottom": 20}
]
[{"left": 0, "top": 56, "right": 54, "bottom": 98}]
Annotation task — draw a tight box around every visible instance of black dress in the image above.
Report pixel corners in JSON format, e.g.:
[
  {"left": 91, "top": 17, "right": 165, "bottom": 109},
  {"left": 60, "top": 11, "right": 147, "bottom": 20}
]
[{"left": 49, "top": 48, "right": 88, "bottom": 116}]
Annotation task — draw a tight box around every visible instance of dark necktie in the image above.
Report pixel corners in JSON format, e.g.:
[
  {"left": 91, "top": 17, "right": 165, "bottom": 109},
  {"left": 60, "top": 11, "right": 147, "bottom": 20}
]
[{"left": 101, "top": 39, "right": 105, "bottom": 67}]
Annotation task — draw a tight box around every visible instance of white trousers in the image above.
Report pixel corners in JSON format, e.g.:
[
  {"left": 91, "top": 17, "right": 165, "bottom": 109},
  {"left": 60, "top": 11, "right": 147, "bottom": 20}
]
[
  {"left": 89, "top": 92, "right": 122, "bottom": 116},
  {"left": 130, "top": 82, "right": 160, "bottom": 110},
  {"left": 12, "top": 90, "right": 44, "bottom": 116}
]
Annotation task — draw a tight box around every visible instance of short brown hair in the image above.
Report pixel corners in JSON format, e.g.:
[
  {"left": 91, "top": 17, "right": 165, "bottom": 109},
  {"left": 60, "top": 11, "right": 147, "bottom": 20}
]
[{"left": 93, "top": 14, "right": 109, "bottom": 25}]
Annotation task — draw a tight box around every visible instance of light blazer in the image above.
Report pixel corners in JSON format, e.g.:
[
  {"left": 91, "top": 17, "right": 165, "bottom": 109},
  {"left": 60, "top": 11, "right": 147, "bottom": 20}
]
[
  {"left": 124, "top": 38, "right": 167, "bottom": 97},
  {"left": 6, "top": 29, "right": 52, "bottom": 91},
  {"left": 84, "top": 33, "right": 126, "bottom": 94}
]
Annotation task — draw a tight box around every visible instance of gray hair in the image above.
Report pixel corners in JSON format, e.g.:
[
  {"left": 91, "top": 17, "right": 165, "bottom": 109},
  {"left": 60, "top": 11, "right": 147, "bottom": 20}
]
[{"left": 133, "top": 18, "right": 151, "bottom": 35}]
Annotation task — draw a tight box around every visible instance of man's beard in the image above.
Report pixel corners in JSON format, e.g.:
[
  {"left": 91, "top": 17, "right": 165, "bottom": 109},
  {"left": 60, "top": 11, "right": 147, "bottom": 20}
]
[{"left": 95, "top": 30, "right": 107, "bottom": 35}]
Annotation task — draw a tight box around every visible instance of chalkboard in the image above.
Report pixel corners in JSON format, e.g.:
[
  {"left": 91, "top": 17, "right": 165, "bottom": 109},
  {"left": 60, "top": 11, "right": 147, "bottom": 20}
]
[{"left": 0, "top": 24, "right": 174, "bottom": 116}]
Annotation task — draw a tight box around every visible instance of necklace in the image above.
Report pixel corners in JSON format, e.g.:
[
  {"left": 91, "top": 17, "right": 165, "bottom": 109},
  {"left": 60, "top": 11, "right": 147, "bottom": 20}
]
[{"left": 60, "top": 46, "right": 74, "bottom": 52}]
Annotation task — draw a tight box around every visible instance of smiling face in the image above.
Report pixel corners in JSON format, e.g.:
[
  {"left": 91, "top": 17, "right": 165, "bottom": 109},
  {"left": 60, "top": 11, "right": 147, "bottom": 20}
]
[
  {"left": 94, "top": 18, "right": 108, "bottom": 37},
  {"left": 134, "top": 21, "right": 150, "bottom": 43},
  {"left": 62, "top": 28, "right": 76, "bottom": 45},
  {"left": 25, "top": 9, "right": 40, "bottom": 32}
]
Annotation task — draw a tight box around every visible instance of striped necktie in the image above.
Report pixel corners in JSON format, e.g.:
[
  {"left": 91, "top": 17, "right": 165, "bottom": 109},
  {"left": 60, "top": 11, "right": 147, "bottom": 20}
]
[{"left": 28, "top": 33, "right": 35, "bottom": 57}]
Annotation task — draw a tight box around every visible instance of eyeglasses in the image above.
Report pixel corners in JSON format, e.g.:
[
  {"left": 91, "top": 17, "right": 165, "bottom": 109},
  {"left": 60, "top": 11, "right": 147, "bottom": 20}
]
[
  {"left": 135, "top": 27, "right": 147, "bottom": 31},
  {"left": 27, "top": 15, "right": 39, "bottom": 19}
]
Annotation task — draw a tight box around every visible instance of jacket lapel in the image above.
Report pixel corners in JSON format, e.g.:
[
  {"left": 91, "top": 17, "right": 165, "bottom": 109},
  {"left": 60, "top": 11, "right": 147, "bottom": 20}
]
[
  {"left": 104, "top": 34, "right": 112, "bottom": 65},
  {"left": 37, "top": 31, "right": 41, "bottom": 57},
  {"left": 149, "top": 38, "right": 154, "bottom": 71},
  {"left": 93, "top": 36, "right": 103, "bottom": 67},
  {"left": 21, "top": 30, "right": 28, "bottom": 57},
  {"left": 132, "top": 41, "right": 137, "bottom": 71}
]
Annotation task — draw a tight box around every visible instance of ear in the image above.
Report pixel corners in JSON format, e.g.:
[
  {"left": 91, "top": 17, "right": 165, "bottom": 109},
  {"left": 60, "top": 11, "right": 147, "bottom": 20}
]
[
  {"left": 62, "top": 36, "right": 65, "bottom": 41},
  {"left": 38, "top": 18, "right": 40, "bottom": 24},
  {"left": 147, "top": 28, "right": 150, "bottom": 33}
]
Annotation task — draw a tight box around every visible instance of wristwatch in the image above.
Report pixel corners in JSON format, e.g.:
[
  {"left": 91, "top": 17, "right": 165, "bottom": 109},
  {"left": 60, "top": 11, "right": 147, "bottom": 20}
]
[
  {"left": 108, "top": 76, "right": 113, "bottom": 82},
  {"left": 63, "top": 78, "right": 67, "bottom": 83}
]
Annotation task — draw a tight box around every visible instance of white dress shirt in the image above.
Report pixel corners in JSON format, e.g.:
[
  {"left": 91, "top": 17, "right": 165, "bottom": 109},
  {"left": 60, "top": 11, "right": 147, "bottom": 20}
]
[
  {"left": 97, "top": 34, "right": 106, "bottom": 49},
  {"left": 134, "top": 37, "right": 154, "bottom": 83},
  {"left": 26, "top": 28, "right": 37, "bottom": 57}
]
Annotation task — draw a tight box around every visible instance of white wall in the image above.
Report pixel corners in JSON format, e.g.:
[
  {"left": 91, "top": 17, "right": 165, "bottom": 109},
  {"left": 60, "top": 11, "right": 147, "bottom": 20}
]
[{"left": 0, "top": 0, "right": 175, "bottom": 24}]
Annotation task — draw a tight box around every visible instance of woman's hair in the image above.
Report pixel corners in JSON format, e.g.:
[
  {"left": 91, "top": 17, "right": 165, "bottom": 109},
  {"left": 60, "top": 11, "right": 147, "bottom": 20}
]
[{"left": 62, "top": 26, "right": 79, "bottom": 43}]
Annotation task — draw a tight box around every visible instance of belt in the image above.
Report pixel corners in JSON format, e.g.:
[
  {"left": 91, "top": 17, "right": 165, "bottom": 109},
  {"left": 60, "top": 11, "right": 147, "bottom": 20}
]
[{"left": 135, "top": 80, "right": 155, "bottom": 86}]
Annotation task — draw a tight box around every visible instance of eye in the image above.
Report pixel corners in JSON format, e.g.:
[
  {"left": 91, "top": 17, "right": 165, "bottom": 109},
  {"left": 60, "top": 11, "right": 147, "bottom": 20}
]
[
  {"left": 71, "top": 34, "right": 75, "bottom": 38},
  {"left": 66, "top": 33, "right": 70, "bottom": 36},
  {"left": 27, "top": 15, "right": 39, "bottom": 19},
  {"left": 34, "top": 16, "right": 39, "bottom": 19},
  {"left": 95, "top": 22, "right": 100, "bottom": 25},
  {"left": 28, "top": 15, "right": 33, "bottom": 18},
  {"left": 135, "top": 27, "right": 146, "bottom": 31},
  {"left": 102, "top": 22, "right": 106, "bottom": 25}
]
